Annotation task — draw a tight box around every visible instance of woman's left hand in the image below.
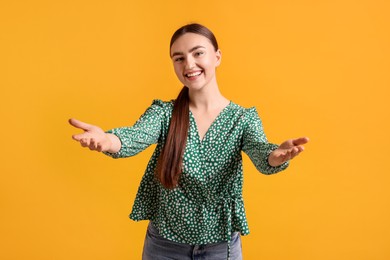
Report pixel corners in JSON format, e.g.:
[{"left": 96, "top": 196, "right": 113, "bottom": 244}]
[{"left": 268, "top": 137, "right": 309, "bottom": 167}]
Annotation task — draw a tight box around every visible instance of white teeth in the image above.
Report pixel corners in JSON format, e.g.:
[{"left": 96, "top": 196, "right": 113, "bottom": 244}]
[{"left": 187, "top": 71, "right": 201, "bottom": 77}]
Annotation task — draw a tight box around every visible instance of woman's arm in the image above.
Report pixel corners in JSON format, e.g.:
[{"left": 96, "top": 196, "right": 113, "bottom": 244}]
[
  {"left": 69, "top": 100, "right": 166, "bottom": 158},
  {"left": 242, "top": 107, "right": 308, "bottom": 174}
]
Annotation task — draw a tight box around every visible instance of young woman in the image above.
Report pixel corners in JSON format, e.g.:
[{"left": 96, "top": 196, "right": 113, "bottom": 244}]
[{"left": 69, "top": 23, "right": 309, "bottom": 260}]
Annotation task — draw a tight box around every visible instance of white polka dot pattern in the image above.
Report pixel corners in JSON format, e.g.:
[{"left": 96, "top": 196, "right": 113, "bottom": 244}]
[{"left": 104, "top": 99, "right": 289, "bottom": 245}]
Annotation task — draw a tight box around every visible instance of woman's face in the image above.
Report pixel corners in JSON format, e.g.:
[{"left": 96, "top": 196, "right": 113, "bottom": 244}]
[{"left": 170, "top": 33, "right": 221, "bottom": 92}]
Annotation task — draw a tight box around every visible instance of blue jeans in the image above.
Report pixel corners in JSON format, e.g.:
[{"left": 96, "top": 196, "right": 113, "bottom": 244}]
[{"left": 142, "top": 222, "right": 243, "bottom": 260}]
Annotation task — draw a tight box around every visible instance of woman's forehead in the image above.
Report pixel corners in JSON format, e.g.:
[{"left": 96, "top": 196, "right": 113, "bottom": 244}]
[{"left": 171, "top": 33, "right": 213, "bottom": 52}]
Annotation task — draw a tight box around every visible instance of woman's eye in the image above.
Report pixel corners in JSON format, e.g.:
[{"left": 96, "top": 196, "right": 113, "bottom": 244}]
[
  {"left": 195, "top": 52, "right": 204, "bottom": 56},
  {"left": 174, "top": 57, "right": 184, "bottom": 62}
]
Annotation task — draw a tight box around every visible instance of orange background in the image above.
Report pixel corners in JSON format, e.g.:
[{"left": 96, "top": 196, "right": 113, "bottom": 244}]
[{"left": 1, "top": 0, "right": 389, "bottom": 259}]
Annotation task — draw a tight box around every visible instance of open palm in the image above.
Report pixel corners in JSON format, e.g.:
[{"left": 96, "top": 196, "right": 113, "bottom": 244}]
[
  {"left": 69, "top": 118, "right": 112, "bottom": 152},
  {"left": 268, "top": 137, "right": 309, "bottom": 167}
]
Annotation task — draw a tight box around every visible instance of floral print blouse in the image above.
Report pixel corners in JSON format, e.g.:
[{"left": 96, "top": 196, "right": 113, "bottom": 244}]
[{"left": 104, "top": 99, "right": 288, "bottom": 247}]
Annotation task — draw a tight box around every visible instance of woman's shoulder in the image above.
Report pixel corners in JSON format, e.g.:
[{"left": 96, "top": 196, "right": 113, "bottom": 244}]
[
  {"left": 137, "top": 99, "right": 174, "bottom": 122},
  {"left": 150, "top": 99, "right": 174, "bottom": 107},
  {"left": 230, "top": 101, "right": 259, "bottom": 116},
  {"left": 147, "top": 99, "right": 174, "bottom": 112},
  {"left": 227, "top": 101, "right": 265, "bottom": 129}
]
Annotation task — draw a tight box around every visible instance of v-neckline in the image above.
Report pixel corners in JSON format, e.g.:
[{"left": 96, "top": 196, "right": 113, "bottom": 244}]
[{"left": 189, "top": 101, "right": 232, "bottom": 144}]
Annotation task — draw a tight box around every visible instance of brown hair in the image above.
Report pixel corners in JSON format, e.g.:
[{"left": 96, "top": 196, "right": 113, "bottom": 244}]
[{"left": 156, "top": 23, "right": 219, "bottom": 189}]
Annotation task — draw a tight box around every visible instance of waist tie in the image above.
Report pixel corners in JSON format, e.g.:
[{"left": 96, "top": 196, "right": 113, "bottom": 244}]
[{"left": 200, "top": 195, "right": 242, "bottom": 260}]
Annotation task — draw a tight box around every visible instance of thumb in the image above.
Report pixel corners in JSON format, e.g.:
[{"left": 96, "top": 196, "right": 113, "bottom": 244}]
[{"left": 69, "top": 118, "right": 93, "bottom": 131}]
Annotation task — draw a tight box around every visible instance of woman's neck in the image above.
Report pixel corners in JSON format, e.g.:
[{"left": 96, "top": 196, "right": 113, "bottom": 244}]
[{"left": 188, "top": 84, "right": 229, "bottom": 112}]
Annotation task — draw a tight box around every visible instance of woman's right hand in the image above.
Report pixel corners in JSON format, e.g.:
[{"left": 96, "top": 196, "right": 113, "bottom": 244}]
[{"left": 69, "top": 118, "right": 115, "bottom": 152}]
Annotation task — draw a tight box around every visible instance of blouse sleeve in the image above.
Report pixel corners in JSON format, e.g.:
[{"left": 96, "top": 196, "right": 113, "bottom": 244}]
[
  {"left": 103, "top": 99, "right": 166, "bottom": 159},
  {"left": 242, "top": 107, "right": 289, "bottom": 174}
]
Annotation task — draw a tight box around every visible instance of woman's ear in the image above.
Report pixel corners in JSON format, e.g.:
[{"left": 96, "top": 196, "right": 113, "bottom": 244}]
[{"left": 215, "top": 49, "right": 222, "bottom": 67}]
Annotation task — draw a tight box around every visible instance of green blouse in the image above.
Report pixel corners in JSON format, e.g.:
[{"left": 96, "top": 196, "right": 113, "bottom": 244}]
[{"left": 104, "top": 99, "right": 288, "bottom": 246}]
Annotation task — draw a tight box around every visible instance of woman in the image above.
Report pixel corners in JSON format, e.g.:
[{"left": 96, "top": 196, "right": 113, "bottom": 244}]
[{"left": 69, "top": 23, "right": 309, "bottom": 260}]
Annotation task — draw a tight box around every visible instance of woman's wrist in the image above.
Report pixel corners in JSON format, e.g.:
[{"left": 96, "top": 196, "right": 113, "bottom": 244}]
[{"left": 105, "top": 133, "right": 121, "bottom": 153}]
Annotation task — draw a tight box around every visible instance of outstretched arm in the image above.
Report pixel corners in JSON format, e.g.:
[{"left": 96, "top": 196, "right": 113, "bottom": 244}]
[
  {"left": 69, "top": 118, "right": 121, "bottom": 153},
  {"left": 268, "top": 137, "right": 309, "bottom": 167}
]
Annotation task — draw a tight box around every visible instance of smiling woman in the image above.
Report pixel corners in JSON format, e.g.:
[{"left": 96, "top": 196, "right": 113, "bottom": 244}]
[
  {"left": 171, "top": 34, "right": 221, "bottom": 92},
  {"left": 170, "top": 27, "right": 221, "bottom": 93},
  {"left": 69, "top": 23, "right": 309, "bottom": 260}
]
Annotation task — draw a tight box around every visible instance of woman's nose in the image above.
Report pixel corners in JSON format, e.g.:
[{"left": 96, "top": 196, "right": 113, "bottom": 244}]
[{"left": 185, "top": 57, "right": 195, "bottom": 69}]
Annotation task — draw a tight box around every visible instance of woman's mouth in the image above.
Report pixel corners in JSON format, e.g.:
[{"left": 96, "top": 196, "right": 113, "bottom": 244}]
[{"left": 185, "top": 70, "right": 203, "bottom": 80}]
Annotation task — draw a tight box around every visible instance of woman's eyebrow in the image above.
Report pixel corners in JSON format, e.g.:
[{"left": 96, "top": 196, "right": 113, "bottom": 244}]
[{"left": 171, "top": 45, "right": 206, "bottom": 58}]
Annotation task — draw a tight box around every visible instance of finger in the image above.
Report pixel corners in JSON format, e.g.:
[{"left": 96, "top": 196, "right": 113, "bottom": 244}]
[
  {"left": 290, "top": 147, "right": 299, "bottom": 158},
  {"left": 80, "top": 138, "right": 86, "bottom": 147},
  {"left": 69, "top": 118, "right": 93, "bottom": 131},
  {"left": 72, "top": 133, "right": 90, "bottom": 141},
  {"left": 286, "top": 150, "right": 293, "bottom": 160},
  {"left": 292, "top": 137, "right": 309, "bottom": 146},
  {"left": 96, "top": 143, "right": 103, "bottom": 152},
  {"left": 80, "top": 138, "right": 90, "bottom": 147},
  {"left": 291, "top": 145, "right": 306, "bottom": 159},
  {"left": 89, "top": 138, "right": 98, "bottom": 150},
  {"left": 278, "top": 150, "right": 291, "bottom": 163}
]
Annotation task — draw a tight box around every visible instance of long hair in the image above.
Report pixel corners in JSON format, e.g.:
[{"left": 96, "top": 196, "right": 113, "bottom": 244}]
[{"left": 156, "top": 23, "right": 219, "bottom": 189}]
